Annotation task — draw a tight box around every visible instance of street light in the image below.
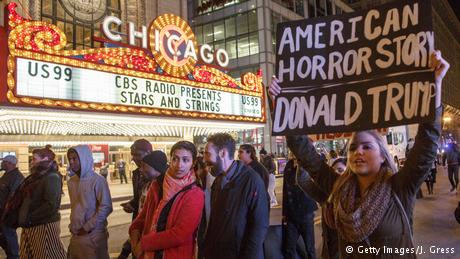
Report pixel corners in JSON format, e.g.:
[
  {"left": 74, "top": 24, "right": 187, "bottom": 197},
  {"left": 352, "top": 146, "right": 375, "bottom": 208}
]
[{"left": 443, "top": 116, "right": 452, "bottom": 123}]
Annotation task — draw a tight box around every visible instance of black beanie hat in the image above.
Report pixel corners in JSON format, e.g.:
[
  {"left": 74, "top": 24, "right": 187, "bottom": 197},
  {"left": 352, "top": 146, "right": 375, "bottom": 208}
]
[{"left": 142, "top": 150, "right": 168, "bottom": 175}]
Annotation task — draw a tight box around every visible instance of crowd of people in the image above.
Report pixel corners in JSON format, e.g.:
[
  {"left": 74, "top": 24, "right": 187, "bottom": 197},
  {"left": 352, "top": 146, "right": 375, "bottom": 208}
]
[
  {"left": 0, "top": 51, "right": 453, "bottom": 259},
  {"left": 0, "top": 133, "right": 274, "bottom": 259}
]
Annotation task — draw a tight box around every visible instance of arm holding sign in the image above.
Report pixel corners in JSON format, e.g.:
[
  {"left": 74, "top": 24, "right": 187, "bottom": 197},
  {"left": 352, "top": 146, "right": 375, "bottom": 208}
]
[
  {"left": 269, "top": 76, "right": 339, "bottom": 195},
  {"left": 392, "top": 51, "right": 448, "bottom": 199}
]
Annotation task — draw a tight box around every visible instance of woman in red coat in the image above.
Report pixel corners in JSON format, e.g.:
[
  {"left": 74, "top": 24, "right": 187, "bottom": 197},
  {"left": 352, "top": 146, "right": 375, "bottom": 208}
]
[{"left": 129, "top": 141, "right": 205, "bottom": 259}]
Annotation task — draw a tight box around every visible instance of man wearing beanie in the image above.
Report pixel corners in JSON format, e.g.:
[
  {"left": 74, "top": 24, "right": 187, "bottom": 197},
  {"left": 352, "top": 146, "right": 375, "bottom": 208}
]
[
  {"left": 119, "top": 139, "right": 153, "bottom": 259},
  {"left": 142, "top": 151, "right": 168, "bottom": 179},
  {"left": 129, "top": 149, "right": 178, "bottom": 257},
  {"left": 137, "top": 151, "right": 168, "bottom": 211}
]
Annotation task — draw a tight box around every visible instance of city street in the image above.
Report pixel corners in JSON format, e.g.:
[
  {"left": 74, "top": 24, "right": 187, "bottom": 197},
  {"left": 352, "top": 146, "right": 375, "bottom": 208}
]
[
  {"left": 1, "top": 166, "right": 460, "bottom": 258},
  {"left": 47, "top": 166, "right": 460, "bottom": 258}
]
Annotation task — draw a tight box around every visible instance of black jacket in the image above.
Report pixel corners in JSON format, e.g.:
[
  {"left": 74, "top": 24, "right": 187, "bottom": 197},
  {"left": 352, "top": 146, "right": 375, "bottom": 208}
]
[
  {"left": 249, "top": 160, "right": 270, "bottom": 190},
  {"left": 444, "top": 146, "right": 460, "bottom": 166},
  {"left": 282, "top": 160, "right": 317, "bottom": 221},
  {"left": 287, "top": 107, "right": 442, "bottom": 259},
  {"left": 261, "top": 156, "right": 276, "bottom": 174},
  {"left": 204, "top": 160, "right": 269, "bottom": 259},
  {"left": 128, "top": 168, "right": 148, "bottom": 220},
  {"left": 18, "top": 171, "right": 62, "bottom": 228},
  {"left": 0, "top": 168, "right": 24, "bottom": 213}
]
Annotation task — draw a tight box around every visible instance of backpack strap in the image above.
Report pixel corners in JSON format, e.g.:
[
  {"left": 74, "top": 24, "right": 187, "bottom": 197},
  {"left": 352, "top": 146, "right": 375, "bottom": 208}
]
[
  {"left": 154, "top": 183, "right": 196, "bottom": 259},
  {"left": 364, "top": 192, "right": 414, "bottom": 249},
  {"left": 392, "top": 192, "right": 415, "bottom": 247}
]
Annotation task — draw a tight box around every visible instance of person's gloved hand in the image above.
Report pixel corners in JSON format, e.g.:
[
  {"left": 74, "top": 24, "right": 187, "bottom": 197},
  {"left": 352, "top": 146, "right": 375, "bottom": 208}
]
[{"left": 121, "top": 202, "right": 134, "bottom": 213}]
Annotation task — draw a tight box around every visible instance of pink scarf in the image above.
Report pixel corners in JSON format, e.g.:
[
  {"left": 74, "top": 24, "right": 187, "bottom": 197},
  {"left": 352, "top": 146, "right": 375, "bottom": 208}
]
[
  {"left": 144, "top": 169, "right": 196, "bottom": 259},
  {"left": 162, "top": 168, "right": 196, "bottom": 202}
]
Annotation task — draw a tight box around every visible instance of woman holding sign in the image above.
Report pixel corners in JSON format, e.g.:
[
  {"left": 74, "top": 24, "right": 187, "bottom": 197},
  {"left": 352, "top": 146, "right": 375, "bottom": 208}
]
[{"left": 269, "top": 51, "right": 449, "bottom": 258}]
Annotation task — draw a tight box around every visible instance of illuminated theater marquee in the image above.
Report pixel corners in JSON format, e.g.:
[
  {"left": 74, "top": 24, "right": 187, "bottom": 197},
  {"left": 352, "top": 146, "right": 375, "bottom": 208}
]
[
  {"left": 17, "top": 58, "right": 261, "bottom": 117},
  {"left": 4, "top": 3, "right": 265, "bottom": 123}
]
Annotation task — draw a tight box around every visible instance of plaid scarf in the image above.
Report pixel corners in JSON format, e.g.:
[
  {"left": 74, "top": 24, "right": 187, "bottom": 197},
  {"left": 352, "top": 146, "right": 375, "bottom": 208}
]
[{"left": 332, "top": 170, "right": 392, "bottom": 243}]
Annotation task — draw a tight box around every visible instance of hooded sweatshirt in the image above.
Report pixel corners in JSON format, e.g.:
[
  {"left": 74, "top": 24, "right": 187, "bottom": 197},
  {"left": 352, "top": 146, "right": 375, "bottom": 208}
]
[{"left": 67, "top": 145, "right": 113, "bottom": 234}]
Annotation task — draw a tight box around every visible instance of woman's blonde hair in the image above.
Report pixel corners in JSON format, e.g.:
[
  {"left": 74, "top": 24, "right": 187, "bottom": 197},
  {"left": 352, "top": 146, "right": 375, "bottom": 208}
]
[{"left": 329, "top": 130, "right": 397, "bottom": 200}]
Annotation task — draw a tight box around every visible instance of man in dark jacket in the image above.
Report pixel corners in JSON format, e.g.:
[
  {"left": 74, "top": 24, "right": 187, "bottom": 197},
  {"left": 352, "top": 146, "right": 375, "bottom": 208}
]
[
  {"left": 238, "top": 144, "right": 269, "bottom": 189},
  {"left": 261, "top": 149, "right": 278, "bottom": 207},
  {"left": 118, "top": 139, "right": 152, "bottom": 259},
  {"left": 444, "top": 143, "right": 460, "bottom": 193},
  {"left": 282, "top": 158, "right": 318, "bottom": 259},
  {"left": 0, "top": 155, "right": 24, "bottom": 259},
  {"left": 260, "top": 148, "right": 276, "bottom": 174},
  {"left": 203, "top": 133, "right": 269, "bottom": 259}
]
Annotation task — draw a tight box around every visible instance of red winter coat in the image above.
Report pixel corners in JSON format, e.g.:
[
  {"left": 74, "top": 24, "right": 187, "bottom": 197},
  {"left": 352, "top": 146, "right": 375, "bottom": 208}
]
[{"left": 129, "top": 181, "right": 204, "bottom": 259}]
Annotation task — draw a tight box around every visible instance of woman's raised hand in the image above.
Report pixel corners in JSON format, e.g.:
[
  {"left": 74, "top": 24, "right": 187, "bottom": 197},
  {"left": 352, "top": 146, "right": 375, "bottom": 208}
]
[
  {"left": 431, "top": 50, "right": 450, "bottom": 85},
  {"left": 269, "top": 75, "right": 281, "bottom": 101},
  {"left": 430, "top": 50, "right": 450, "bottom": 108}
]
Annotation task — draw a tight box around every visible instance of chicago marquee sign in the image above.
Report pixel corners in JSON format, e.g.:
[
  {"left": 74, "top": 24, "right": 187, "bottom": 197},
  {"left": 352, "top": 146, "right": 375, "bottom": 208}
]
[{"left": 2, "top": 3, "right": 265, "bottom": 123}]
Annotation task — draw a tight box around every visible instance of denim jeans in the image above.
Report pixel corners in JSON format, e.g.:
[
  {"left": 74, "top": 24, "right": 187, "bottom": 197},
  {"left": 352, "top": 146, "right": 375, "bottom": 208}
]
[
  {"left": 0, "top": 225, "right": 19, "bottom": 259},
  {"left": 283, "top": 213, "right": 316, "bottom": 259}
]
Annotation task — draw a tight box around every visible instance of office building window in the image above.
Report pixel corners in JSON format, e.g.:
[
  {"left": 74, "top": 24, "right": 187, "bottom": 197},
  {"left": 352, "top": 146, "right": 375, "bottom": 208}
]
[
  {"left": 249, "top": 32, "right": 259, "bottom": 55},
  {"left": 41, "top": 0, "right": 121, "bottom": 50},
  {"left": 228, "top": 65, "right": 259, "bottom": 80},
  {"left": 203, "top": 23, "right": 214, "bottom": 44},
  {"left": 236, "top": 13, "right": 249, "bottom": 35},
  {"left": 316, "top": 0, "right": 326, "bottom": 16},
  {"left": 213, "top": 20, "right": 225, "bottom": 41},
  {"left": 225, "top": 17, "right": 236, "bottom": 38},
  {"left": 336, "top": 6, "right": 343, "bottom": 15},
  {"left": 307, "top": 0, "right": 316, "bottom": 17},
  {"left": 196, "top": 0, "right": 248, "bottom": 15},
  {"left": 271, "top": 12, "right": 289, "bottom": 52},
  {"left": 193, "top": 9, "right": 259, "bottom": 60},
  {"left": 274, "top": 0, "right": 304, "bottom": 16},
  {"left": 295, "top": 0, "right": 305, "bottom": 16},
  {"left": 312, "top": 0, "right": 335, "bottom": 17},
  {"left": 237, "top": 35, "right": 250, "bottom": 57},
  {"left": 226, "top": 39, "right": 237, "bottom": 59}
]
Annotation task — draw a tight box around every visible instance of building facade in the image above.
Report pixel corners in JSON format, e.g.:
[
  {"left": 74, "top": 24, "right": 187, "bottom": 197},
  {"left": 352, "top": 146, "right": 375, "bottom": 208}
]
[
  {"left": 188, "top": 0, "right": 353, "bottom": 154},
  {"left": 1, "top": 0, "right": 458, "bottom": 169},
  {"left": 0, "top": 0, "right": 265, "bottom": 174}
]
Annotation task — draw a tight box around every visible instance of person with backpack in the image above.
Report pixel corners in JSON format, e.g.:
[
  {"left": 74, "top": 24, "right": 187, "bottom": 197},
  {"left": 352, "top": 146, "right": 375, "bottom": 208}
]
[
  {"left": 119, "top": 139, "right": 153, "bottom": 259},
  {"left": 7, "top": 147, "right": 67, "bottom": 259},
  {"left": 444, "top": 142, "right": 460, "bottom": 193},
  {"left": 260, "top": 149, "right": 278, "bottom": 207},
  {"left": 282, "top": 156, "right": 318, "bottom": 259},
  {"left": 129, "top": 141, "right": 204, "bottom": 259},
  {"left": 0, "top": 156, "right": 24, "bottom": 259}
]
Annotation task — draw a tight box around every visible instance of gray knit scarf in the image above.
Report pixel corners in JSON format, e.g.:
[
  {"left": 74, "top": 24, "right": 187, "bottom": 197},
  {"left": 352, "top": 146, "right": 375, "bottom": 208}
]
[{"left": 333, "top": 170, "right": 392, "bottom": 243}]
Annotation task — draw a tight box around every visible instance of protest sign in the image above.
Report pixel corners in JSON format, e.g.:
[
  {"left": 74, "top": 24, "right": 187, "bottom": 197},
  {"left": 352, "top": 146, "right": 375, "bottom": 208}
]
[{"left": 273, "top": 0, "right": 435, "bottom": 135}]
